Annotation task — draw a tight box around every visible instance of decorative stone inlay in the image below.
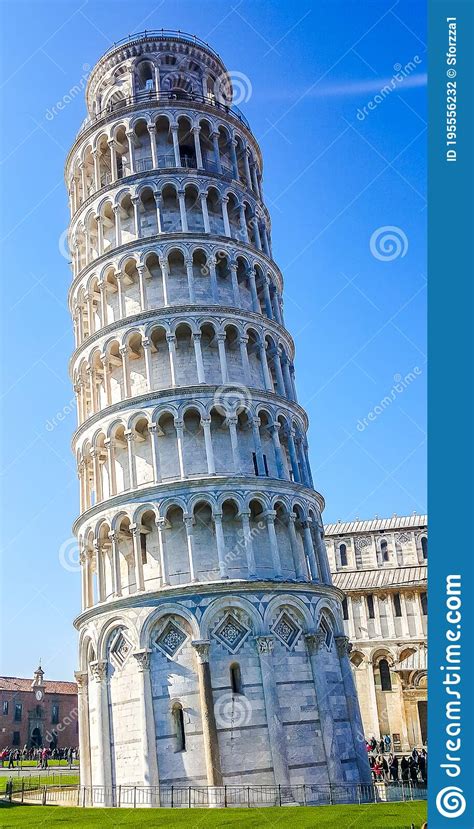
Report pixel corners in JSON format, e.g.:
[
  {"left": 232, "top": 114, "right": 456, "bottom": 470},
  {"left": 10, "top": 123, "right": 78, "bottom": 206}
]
[
  {"left": 155, "top": 620, "right": 187, "bottom": 658},
  {"left": 318, "top": 617, "right": 333, "bottom": 651},
  {"left": 395, "top": 532, "right": 411, "bottom": 544},
  {"left": 212, "top": 612, "right": 251, "bottom": 654},
  {"left": 109, "top": 630, "right": 133, "bottom": 668},
  {"left": 255, "top": 635, "right": 274, "bottom": 655},
  {"left": 271, "top": 610, "right": 302, "bottom": 650},
  {"left": 354, "top": 536, "right": 371, "bottom": 550}
]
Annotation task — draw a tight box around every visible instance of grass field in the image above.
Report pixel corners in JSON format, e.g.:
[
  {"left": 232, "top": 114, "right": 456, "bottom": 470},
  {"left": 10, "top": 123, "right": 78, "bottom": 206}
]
[
  {"left": 0, "top": 801, "right": 427, "bottom": 827},
  {"left": 0, "top": 760, "right": 77, "bottom": 768},
  {"left": 0, "top": 776, "right": 79, "bottom": 795}
]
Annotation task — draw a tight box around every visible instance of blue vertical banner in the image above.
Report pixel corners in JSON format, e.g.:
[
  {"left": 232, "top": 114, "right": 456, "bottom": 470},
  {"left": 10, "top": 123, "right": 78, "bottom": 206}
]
[{"left": 429, "top": 0, "right": 474, "bottom": 827}]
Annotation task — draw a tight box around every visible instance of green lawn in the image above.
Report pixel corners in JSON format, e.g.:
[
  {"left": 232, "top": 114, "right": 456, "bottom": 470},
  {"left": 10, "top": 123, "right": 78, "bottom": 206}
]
[
  {"left": 1, "top": 760, "right": 78, "bottom": 768},
  {"left": 0, "top": 802, "right": 427, "bottom": 827},
  {"left": 0, "top": 776, "right": 79, "bottom": 795}
]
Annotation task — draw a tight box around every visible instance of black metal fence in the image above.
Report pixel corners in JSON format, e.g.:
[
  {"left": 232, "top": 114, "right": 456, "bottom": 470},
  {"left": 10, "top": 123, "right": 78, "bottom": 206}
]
[{"left": 5, "top": 779, "right": 427, "bottom": 808}]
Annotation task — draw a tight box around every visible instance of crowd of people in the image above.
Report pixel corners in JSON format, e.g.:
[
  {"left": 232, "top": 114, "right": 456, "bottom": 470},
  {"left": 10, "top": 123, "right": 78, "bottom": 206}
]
[
  {"left": 0, "top": 745, "right": 78, "bottom": 768},
  {"left": 366, "top": 736, "right": 427, "bottom": 785}
]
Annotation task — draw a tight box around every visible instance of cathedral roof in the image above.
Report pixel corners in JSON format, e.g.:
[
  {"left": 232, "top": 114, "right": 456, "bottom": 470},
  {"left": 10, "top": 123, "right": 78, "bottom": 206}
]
[
  {"left": 332, "top": 564, "right": 427, "bottom": 591},
  {"left": 324, "top": 514, "right": 427, "bottom": 536}
]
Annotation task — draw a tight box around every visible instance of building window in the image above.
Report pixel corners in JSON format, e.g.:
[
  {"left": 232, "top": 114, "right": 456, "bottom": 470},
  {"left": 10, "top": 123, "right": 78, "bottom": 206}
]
[
  {"left": 12, "top": 731, "right": 20, "bottom": 746},
  {"left": 14, "top": 703, "right": 22, "bottom": 722},
  {"left": 367, "top": 594, "right": 375, "bottom": 619},
  {"left": 51, "top": 704, "right": 60, "bottom": 725},
  {"left": 381, "top": 540, "right": 389, "bottom": 562},
  {"left": 420, "top": 592, "right": 427, "bottom": 615},
  {"left": 342, "top": 596, "right": 349, "bottom": 620},
  {"left": 2, "top": 701, "right": 8, "bottom": 715},
  {"left": 421, "top": 536, "right": 428, "bottom": 559},
  {"left": 140, "top": 533, "right": 147, "bottom": 564},
  {"left": 319, "top": 616, "right": 333, "bottom": 650},
  {"left": 339, "top": 543, "right": 347, "bottom": 566},
  {"left": 230, "top": 663, "right": 243, "bottom": 695},
  {"left": 379, "top": 658, "right": 392, "bottom": 691},
  {"left": 35, "top": 705, "right": 42, "bottom": 717},
  {"left": 173, "top": 704, "right": 186, "bottom": 752},
  {"left": 393, "top": 593, "right": 402, "bottom": 617}
]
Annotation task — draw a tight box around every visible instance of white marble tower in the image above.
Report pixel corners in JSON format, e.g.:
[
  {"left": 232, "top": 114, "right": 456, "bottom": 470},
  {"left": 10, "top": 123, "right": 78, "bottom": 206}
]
[{"left": 67, "top": 30, "right": 370, "bottom": 801}]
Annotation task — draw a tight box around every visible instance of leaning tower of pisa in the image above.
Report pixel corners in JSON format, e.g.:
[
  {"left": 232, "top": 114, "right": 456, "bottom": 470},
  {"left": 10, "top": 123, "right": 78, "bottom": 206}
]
[{"left": 67, "top": 30, "right": 370, "bottom": 803}]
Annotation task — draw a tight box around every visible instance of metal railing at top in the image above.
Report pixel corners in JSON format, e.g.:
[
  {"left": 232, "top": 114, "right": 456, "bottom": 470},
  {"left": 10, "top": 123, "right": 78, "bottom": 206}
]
[
  {"left": 6, "top": 780, "right": 428, "bottom": 809},
  {"left": 100, "top": 30, "right": 222, "bottom": 63},
  {"left": 78, "top": 90, "right": 251, "bottom": 138}
]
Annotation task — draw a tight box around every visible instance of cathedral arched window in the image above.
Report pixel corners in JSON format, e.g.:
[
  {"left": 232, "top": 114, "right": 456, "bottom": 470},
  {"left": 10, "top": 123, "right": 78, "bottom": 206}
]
[
  {"left": 381, "top": 540, "right": 389, "bottom": 562},
  {"left": 173, "top": 703, "right": 186, "bottom": 752},
  {"left": 339, "top": 543, "right": 347, "bottom": 566},
  {"left": 230, "top": 663, "right": 243, "bottom": 695},
  {"left": 421, "top": 536, "right": 428, "bottom": 559},
  {"left": 379, "top": 658, "right": 392, "bottom": 691}
]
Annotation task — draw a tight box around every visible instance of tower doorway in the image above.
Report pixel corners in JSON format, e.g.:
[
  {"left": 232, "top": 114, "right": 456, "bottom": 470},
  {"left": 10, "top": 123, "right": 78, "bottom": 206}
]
[
  {"left": 417, "top": 700, "right": 427, "bottom": 745},
  {"left": 31, "top": 727, "right": 42, "bottom": 748}
]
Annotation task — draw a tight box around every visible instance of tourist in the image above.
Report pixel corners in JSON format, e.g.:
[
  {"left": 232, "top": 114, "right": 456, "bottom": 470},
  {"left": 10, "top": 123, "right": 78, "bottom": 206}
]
[
  {"left": 401, "top": 756, "right": 409, "bottom": 782},
  {"left": 384, "top": 734, "right": 391, "bottom": 752},
  {"left": 8, "top": 749, "right": 15, "bottom": 769},
  {"left": 389, "top": 754, "right": 399, "bottom": 782},
  {"left": 378, "top": 739, "right": 385, "bottom": 754},
  {"left": 409, "top": 756, "right": 418, "bottom": 783},
  {"left": 381, "top": 755, "right": 389, "bottom": 780}
]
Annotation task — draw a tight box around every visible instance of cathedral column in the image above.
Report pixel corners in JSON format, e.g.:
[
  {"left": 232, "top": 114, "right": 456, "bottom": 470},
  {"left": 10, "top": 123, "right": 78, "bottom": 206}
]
[
  {"left": 201, "top": 417, "right": 216, "bottom": 475},
  {"left": 185, "top": 257, "right": 195, "bottom": 303},
  {"left": 156, "top": 518, "right": 169, "bottom": 586},
  {"left": 305, "top": 632, "right": 340, "bottom": 782},
  {"left": 193, "top": 332, "right": 206, "bottom": 383},
  {"left": 255, "top": 636, "right": 290, "bottom": 784},
  {"left": 271, "top": 348, "right": 286, "bottom": 395},
  {"left": 217, "top": 332, "right": 228, "bottom": 383},
  {"left": 108, "top": 531, "right": 122, "bottom": 597},
  {"left": 264, "top": 510, "right": 283, "bottom": 577},
  {"left": 366, "top": 658, "right": 380, "bottom": 739},
  {"left": 183, "top": 515, "right": 197, "bottom": 581},
  {"left": 227, "top": 415, "right": 240, "bottom": 472},
  {"left": 335, "top": 636, "right": 372, "bottom": 783},
  {"left": 213, "top": 512, "right": 229, "bottom": 578},
  {"left": 192, "top": 126, "right": 203, "bottom": 168},
  {"left": 132, "top": 650, "right": 160, "bottom": 797},
  {"left": 241, "top": 510, "right": 257, "bottom": 577},
  {"left": 148, "top": 424, "right": 161, "bottom": 483},
  {"left": 90, "top": 660, "right": 113, "bottom": 802},
  {"left": 191, "top": 641, "right": 223, "bottom": 786},
  {"left": 346, "top": 595, "right": 357, "bottom": 640},
  {"left": 74, "top": 671, "right": 92, "bottom": 792},
  {"left": 130, "top": 525, "right": 145, "bottom": 592}
]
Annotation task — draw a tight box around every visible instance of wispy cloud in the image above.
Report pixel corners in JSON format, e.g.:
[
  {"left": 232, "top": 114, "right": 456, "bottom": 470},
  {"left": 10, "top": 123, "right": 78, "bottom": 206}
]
[{"left": 265, "top": 72, "right": 427, "bottom": 101}]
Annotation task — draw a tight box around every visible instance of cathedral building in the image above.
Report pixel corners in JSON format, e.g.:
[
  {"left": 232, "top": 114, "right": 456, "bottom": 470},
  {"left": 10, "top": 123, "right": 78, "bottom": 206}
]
[
  {"left": 325, "top": 514, "right": 427, "bottom": 752},
  {"left": 66, "top": 30, "right": 371, "bottom": 800}
]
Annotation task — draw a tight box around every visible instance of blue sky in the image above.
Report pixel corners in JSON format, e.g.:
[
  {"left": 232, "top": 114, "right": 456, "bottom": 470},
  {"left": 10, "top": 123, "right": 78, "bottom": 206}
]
[{"left": 0, "top": 0, "right": 426, "bottom": 679}]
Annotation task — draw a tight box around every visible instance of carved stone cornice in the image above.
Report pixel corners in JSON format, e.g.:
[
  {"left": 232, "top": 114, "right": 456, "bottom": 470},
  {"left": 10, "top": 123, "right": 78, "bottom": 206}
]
[
  {"left": 89, "top": 660, "right": 107, "bottom": 682},
  {"left": 255, "top": 635, "right": 274, "bottom": 655}
]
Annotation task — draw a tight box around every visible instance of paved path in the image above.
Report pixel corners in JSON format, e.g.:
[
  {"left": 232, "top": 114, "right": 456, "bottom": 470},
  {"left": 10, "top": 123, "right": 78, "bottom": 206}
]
[{"left": 0, "top": 765, "right": 78, "bottom": 778}]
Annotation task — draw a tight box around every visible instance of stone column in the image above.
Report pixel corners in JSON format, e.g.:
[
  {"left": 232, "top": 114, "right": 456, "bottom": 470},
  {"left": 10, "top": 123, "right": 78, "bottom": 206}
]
[
  {"left": 142, "top": 337, "right": 152, "bottom": 391},
  {"left": 241, "top": 510, "right": 257, "bottom": 577},
  {"left": 94, "top": 541, "right": 106, "bottom": 602},
  {"left": 346, "top": 596, "right": 357, "bottom": 641},
  {"left": 113, "top": 205, "right": 122, "bottom": 247},
  {"left": 191, "top": 641, "right": 223, "bottom": 786},
  {"left": 185, "top": 257, "right": 195, "bottom": 303},
  {"left": 92, "top": 150, "right": 100, "bottom": 191},
  {"left": 243, "top": 146, "right": 252, "bottom": 189},
  {"left": 239, "top": 203, "right": 249, "bottom": 243},
  {"left": 213, "top": 512, "right": 229, "bottom": 578},
  {"left": 130, "top": 525, "right": 145, "bottom": 592},
  {"left": 271, "top": 349, "right": 286, "bottom": 395},
  {"left": 108, "top": 531, "right": 122, "bottom": 597},
  {"left": 302, "top": 521, "right": 320, "bottom": 581},
  {"left": 192, "top": 126, "right": 203, "bottom": 168},
  {"left": 208, "top": 259, "right": 219, "bottom": 301},
  {"left": 201, "top": 417, "right": 216, "bottom": 475},
  {"left": 171, "top": 125, "right": 180, "bottom": 166},
  {"left": 221, "top": 196, "right": 231, "bottom": 237},
  {"left": 183, "top": 515, "right": 197, "bottom": 581},
  {"left": 227, "top": 415, "right": 240, "bottom": 473},
  {"left": 251, "top": 416, "right": 266, "bottom": 474},
  {"left": 104, "top": 438, "right": 116, "bottom": 496},
  {"left": 148, "top": 423, "right": 161, "bottom": 483},
  {"left": 335, "top": 636, "right": 372, "bottom": 783},
  {"left": 260, "top": 341, "right": 274, "bottom": 391},
  {"left": 126, "top": 130, "right": 136, "bottom": 173},
  {"left": 90, "top": 660, "right": 113, "bottom": 802},
  {"left": 166, "top": 334, "right": 177, "bottom": 386},
  {"left": 178, "top": 190, "right": 188, "bottom": 232},
  {"left": 133, "top": 650, "right": 160, "bottom": 798},
  {"left": 239, "top": 335, "right": 251, "bottom": 384},
  {"left": 288, "top": 514, "right": 307, "bottom": 580},
  {"left": 211, "top": 131, "right": 222, "bottom": 173},
  {"left": 217, "top": 333, "right": 228, "bottom": 383},
  {"left": 200, "top": 191, "right": 210, "bottom": 233},
  {"left": 147, "top": 125, "right": 158, "bottom": 169},
  {"left": 229, "top": 262, "right": 240, "bottom": 305},
  {"left": 156, "top": 518, "right": 169, "bottom": 586},
  {"left": 365, "top": 658, "right": 380, "bottom": 739},
  {"left": 264, "top": 510, "right": 283, "bottom": 577},
  {"left": 305, "top": 632, "right": 341, "bottom": 783},
  {"left": 119, "top": 345, "right": 130, "bottom": 397},
  {"left": 80, "top": 549, "right": 88, "bottom": 610},
  {"left": 270, "top": 421, "right": 286, "bottom": 479},
  {"left": 262, "top": 277, "right": 273, "bottom": 318},
  {"left": 193, "top": 332, "right": 206, "bottom": 383},
  {"left": 229, "top": 138, "right": 239, "bottom": 179},
  {"left": 159, "top": 258, "right": 169, "bottom": 305},
  {"left": 74, "top": 671, "right": 92, "bottom": 791},
  {"left": 247, "top": 267, "right": 260, "bottom": 312},
  {"left": 137, "top": 265, "right": 148, "bottom": 311},
  {"left": 125, "top": 429, "right": 137, "bottom": 489},
  {"left": 285, "top": 428, "right": 300, "bottom": 482},
  {"left": 255, "top": 636, "right": 290, "bottom": 784},
  {"left": 174, "top": 419, "right": 185, "bottom": 479}
]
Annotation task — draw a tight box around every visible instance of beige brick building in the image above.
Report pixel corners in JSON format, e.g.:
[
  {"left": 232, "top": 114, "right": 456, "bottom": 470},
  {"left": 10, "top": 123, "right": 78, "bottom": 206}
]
[{"left": 325, "top": 514, "right": 427, "bottom": 752}]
